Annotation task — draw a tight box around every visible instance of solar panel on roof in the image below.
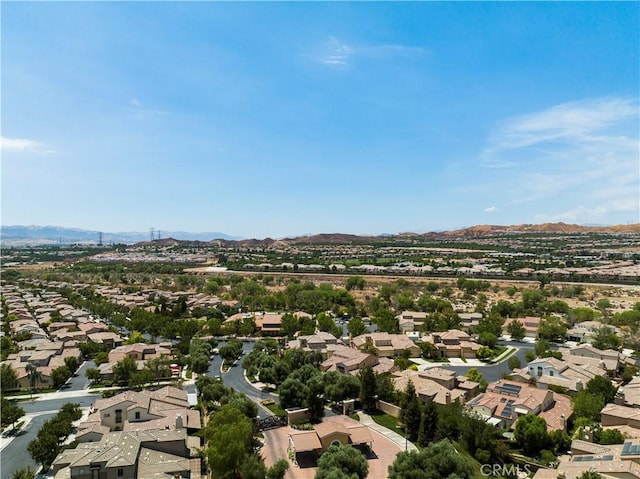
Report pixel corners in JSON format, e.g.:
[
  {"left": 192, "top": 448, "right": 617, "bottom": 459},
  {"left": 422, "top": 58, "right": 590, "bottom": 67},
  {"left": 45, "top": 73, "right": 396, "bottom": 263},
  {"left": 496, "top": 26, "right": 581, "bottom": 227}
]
[
  {"left": 602, "top": 455, "right": 613, "bottom": 461},
  {"left": 621, "top": 442, "right": 640, "bottom": 456}
]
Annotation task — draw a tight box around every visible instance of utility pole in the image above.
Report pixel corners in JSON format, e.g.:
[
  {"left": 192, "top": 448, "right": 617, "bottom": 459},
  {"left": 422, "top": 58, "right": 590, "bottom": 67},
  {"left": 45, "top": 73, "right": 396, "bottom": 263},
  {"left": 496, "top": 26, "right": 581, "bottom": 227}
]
[{"left": 150, "top": 227, "right": 155, "bottom": 242}]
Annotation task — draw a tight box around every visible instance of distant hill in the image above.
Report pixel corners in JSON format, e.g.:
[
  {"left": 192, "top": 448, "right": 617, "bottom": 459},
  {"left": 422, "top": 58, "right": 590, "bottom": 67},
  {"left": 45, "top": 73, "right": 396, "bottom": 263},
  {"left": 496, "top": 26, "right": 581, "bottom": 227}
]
[
  {"left": 0, "top": 225, "right": 241, "bottom": 246},
  {"left": 211, "top": 222, "right": 640, "bottom": 247},
  {"left": 2, "top": 222, "right": 637, "bottom": 247}
]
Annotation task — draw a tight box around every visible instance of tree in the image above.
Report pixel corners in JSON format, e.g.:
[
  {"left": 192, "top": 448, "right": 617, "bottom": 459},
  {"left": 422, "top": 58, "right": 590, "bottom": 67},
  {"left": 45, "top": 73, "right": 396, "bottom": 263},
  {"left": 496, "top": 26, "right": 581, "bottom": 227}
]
[
  {"left": 466, "top": 368, "right": 483, "bottom": 383},
  {"left": 514, "top": 414, "right": 550, "bottom": 455},
  {"left": 376, "top": 373, "right": 396, "bottom": 403},
  {"left": 507, "top": 320, "right": 526, "bottom": 341},
  {"left": 52, "top": 366, "right": 72, "bottom": 389},
  {"left": 508, "top": 355, "right": 522, "bottom": 370},
  {"left": 280, "top": 312, "right": 299, "bottom": 338},
  {"left": 573, "top": 390, "right": 605, "bottom": 422},
  {"left": 266, "top": 459, "right": 290, "bottom": 479},
  {"left": 125, "top": 330, "right": 145, "bottom": 345},
  {"left": 479, "top": 332, "right": 498, "bottom": 348},
  {"left": 405, "top": 395, "right": 422, "bottom": 442},
  {"left": 538, "top": 317, "right": 567, "bottom": 342},
  {"left": 1, "top": 363, "right": 18, "bottom": 393},
  {"left": 315, "top": 444, "right": 369, "bottom": 479},
  {"left": 28, "top": 430, "right": 60, "bottom": 469},
  {"left": 11, "top": 467, "right": 36, "bottom": 479},
  {"left": 591, "top": 326, "right": 621, "bottom": 351},
  {"left": 417, "top": 400, "right": 438, "bottom": 447},
  {"left": 476, "top": 346, "right": 493, "bottom": 360},
  {"left": 586, "top": 376, "right": 617, "bottom": 404},
  {"left": 203, "top": 404, "right": 254, "bottom": 479},
  {"left": 85, "top": 367, "right": 101, "bottom": 383},
  {"left": 26, "top": 363, "right": 43, "bottom": 399},
  {"left": 550, "top": 429, "right": 571, "bottom": 453},
  {"left": 279, "top": 377, "right": 307, "bottom": 409},
  {"left": 359, "top": 367, "right": 377, "bottom": 413},
  {"left": 1, "top": 397, "right": 25, "bottom": 429},
  {"left": 345, "top": 276, "right": 366, "bottom": 291},
  {"left": 347, "top": 317, "right": 367, "bottom": 337},
  {"left": 112, "top": 357, "right": 138, "bottom": 385},
  {"left": 597, "top": 428, "right": 626, "bottom": 445},
  {"left": 579, "top": 472, "right": 603, "bottom": 479},
  {"left": 399, "top": 379, "right": 417, "bottom": 426},
  {"left": 388, "top": 440, "right": 475, "bottom": 479},
  {"left": 305, "top": 375, "right": 325, "bottom": 423}
]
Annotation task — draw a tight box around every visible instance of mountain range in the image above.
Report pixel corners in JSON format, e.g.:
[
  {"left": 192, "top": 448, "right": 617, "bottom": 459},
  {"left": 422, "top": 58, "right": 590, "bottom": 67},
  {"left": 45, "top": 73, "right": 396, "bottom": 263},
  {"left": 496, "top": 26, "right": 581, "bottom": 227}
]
[
  {"left": 2, "top": 223, "right": 637, "bottom": 247},
  {"left": 0, "top": 225, "right": 240, "bottom": 246}
]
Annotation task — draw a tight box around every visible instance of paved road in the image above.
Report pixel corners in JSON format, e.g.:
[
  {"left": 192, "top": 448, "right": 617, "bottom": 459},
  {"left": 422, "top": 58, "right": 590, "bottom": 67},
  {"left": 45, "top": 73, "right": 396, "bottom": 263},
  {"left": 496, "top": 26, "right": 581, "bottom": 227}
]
[
  {"left": 63, "top": 360, "right": 96, "bottom": 391},
  {"left": 0, "top": 412, "right": 55, "bottom": 479}
]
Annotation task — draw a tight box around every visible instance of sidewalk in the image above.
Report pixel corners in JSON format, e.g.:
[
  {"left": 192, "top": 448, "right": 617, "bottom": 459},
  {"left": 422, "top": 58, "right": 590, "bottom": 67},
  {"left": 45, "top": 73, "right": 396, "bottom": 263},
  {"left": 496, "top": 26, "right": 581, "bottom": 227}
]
[{"left": 358, "top": 412, "right": 418, "bottom": 452}]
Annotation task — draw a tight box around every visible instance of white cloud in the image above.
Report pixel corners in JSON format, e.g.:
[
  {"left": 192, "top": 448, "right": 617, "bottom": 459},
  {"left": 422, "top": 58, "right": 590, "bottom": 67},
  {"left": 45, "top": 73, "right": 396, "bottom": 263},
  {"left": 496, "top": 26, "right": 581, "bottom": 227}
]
[
  {"left": 319, "top": 36, "right": 425, "bottom": 67},
  {"left": 478, "top": 97, "right": 639, "bottom": 224},
  {"left": 320, "top": 37, "right": 353, "bottom": 66},
  {"left": 130, "top": 98, "right": 142, "bottom": 107},
  {"left": 0, "top": 136, "right": 55, "bottom": 154},
  {"left": 484, "top": 206, "right": 499, "bottom": 213}
]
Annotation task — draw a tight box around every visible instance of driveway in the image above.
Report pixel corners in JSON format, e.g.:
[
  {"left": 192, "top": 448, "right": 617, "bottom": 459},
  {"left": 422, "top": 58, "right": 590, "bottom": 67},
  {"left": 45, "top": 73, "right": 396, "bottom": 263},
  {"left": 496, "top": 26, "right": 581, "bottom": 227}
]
[{"left": 262, "top": 415, "right": 402, "bottom": 479}]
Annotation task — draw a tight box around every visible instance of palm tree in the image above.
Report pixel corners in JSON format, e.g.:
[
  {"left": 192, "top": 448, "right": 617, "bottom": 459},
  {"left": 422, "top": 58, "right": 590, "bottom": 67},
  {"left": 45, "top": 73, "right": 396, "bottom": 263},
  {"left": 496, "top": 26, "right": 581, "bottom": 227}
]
[{"left": 26, "top": 363, "right": 43, "bottom": 400}]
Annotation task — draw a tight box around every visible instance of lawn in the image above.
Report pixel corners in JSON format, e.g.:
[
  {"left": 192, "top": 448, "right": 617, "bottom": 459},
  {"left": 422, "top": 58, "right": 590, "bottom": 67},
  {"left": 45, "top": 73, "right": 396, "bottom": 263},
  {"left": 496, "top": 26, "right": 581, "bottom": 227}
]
[
  {"left": 369, "top": 409, "right": 398, "bottom": 430},
  {"left": 264, "top": 402, "right": 286, "bottom": 417}
]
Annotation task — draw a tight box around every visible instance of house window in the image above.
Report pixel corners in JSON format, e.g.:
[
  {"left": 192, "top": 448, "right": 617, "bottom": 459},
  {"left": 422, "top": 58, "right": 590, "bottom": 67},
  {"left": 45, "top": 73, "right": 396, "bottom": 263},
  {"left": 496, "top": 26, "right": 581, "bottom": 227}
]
[
  {"left": 115, "top": 409, "right": 122, "bottom": 423},
  {"left": 118, "top": 468, "right": 124, "bottom": 477},
  {"left": 537, "top": 367, "right": 542, "bottom": 377},
  {"left": 135, "top": 411, "right": 141, "bottom": 420},
  {"left": 549, "top": 371, "right": 554, "bottom": 377}
]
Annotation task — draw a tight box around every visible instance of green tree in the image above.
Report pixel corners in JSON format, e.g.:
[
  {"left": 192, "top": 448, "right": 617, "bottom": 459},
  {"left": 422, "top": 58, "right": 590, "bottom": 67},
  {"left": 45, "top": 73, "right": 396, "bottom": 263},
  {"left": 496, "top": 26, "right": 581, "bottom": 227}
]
[
  {"left": 579, "top": 472, "right": 603, "bottom": 479},
  {"left": 417, "top": 400, "right": 438, "bottom": 447},
  {"left": 52, "top": 366, "right": 71, "bottom": 389},
  {"left": 514, "top": 414, "right": 550, "bottom": 455},
  {"left": 125, "top": 330, "right": 145, "bottom": 345},
  {"left": 507, "top": 320, "right": 526, "bottom": 341},
  {"left": 591, "top": 326, "right": 621, "bottom": 351},
  {"left": 573, "top": 390, "right": 605, "bottom": 422},
  {"left": 280, "top": 312, "right": 299, "bottom": 338},
  {"left": 11, "top": 467, "right": 36, "bottom": 479},
  {"left": 26, "top": 363, "right": 43, "bottom": 399},
  {"left": 203, "top": 404, "right": 254, "bottom": 479},
  {"left": 85, "top": 367, "right": 101, "bottom": 383},
  {"left": 266, "top": 459, "right": 290, "bottom": 479},
  {"left": 538, "top": 317, "right": 567, "bottom": 342},
  {"left": 388, "top": 440, "right": 474, "bottom": 479},
  {"left": 345, "top": 276, "right": 366, "bottom": 291},
  {"left": 1, "top": 363, "right": 18, "bottom": 393},
  {"left": 28, "top": 430, "right": 59, "bottom": 469},
  {"left": 305, "top": 375, "right": 325, "bottom": 423},
  {"left": 1, "top": 397, "right": 25, "bottom": 429},
  {"left": 549, "top": 429, "right": 571, "bottom": 453},
  {"left": 63, "top": 356, "right": 79, "bottom": 374},
  {"left": 347, "top": 317, "right": 367, "bottom": 337},
  {"left": 466, "top": 368, "right": 483, "bottom": 383},
  {"left": 597, "top": 428, "right": 626, "bottom": 445},
  {"left": 112, "top": 357, "right": 138, "bottom": 385},
  {"left": 359, "top": 366, "right": 377, "bottom": 413},
  {"left": 279, "top": 377, "right": 307, "bottom": 409},
  {"left": 315, "top": 444, "right": 369, "bottom": 479},
  {"left": 508, "top": 355, "right": 522, "bottom": 370},
  {"left": 586, "top": 376, "right": 617, "bottom": 404},
  {"left": 376, "top": 373, "right": 396, "bottom": 403}
]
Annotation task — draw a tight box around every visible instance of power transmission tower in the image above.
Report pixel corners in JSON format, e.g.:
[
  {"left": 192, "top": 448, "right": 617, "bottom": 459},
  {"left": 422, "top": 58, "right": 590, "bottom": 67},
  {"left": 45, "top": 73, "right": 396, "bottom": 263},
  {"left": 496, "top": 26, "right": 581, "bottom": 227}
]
[
  {"left": 98, "top": 232, "right": 103, "bottom": 246},
  {"left": 150, "top": 227, "right": 155, "bottom": 242}
]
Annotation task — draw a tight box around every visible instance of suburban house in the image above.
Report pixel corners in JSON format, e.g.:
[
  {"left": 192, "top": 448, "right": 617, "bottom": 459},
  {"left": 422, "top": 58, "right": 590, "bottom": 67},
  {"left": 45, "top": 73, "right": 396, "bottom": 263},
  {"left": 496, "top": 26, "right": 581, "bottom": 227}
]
[
  {"left": 51, "top": 429, "right": 203, "bottom": 479},
  {"left": 288, "top": 416, "right": 373, "bottom": 465},
  {"left": 396, "top": 311, "right": 427, "bottom": 333},
  {"left": 351, "top": 332, "right": 421, "bottom": 358},
  {"left": 77, "top": 386, "right": 201, "bottom": 439},
  {"left": 532, "top": 439, "right": 640, "bottom": 479},
  {"left": 288, "top": 332, "right": 340, "bottom": 353},
  {"left": 392, "top": 368, "right": 480, "bottom": 405},
  {"left": 558, "top": 344, "right": 627, "bottom": 375},
  {"left": 601, "top": 404, "right": 640, "bottom": 439},
  {"left": 422, "top": 329, "right": 481, "bottom": 359},
  {"left": 566, "top": 321, "right": 620, "bottom": 343},
  {"left": 509, "top": 356, "right": 607, "bottom": 393},
  {"left": 467, "top": 380, "right": 572, "bottom": 430},
  {"left": 503, "top": 316, "right": 543, "bottom": 339},
  {"left": 617, "top": 376, "right": 640, "bottom": 408},
  {"left": 458, "top": 312, "right": 482, "bottom": 331},
  {"left": 321, "top": 345, "right": 396, "bottom": 376},
  {"left": 108, "top": 343, "right": 172, "bottom": 363}
]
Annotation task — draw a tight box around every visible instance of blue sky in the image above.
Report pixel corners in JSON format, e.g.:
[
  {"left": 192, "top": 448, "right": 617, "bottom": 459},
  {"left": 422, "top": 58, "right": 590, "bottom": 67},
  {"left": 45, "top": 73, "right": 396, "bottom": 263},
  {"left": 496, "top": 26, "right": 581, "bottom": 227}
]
[{"left": 2, "top": 2, "right": 638, "bottom": 238}]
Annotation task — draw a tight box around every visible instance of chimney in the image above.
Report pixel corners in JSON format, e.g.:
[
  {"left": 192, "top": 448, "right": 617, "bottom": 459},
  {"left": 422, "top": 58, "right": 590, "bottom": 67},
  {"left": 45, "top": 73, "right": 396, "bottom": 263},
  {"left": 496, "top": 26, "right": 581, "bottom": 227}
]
[
  {"left": 582, "top": 426, "right": 594, "bottom": 442},
  {"left": 576, "top": 380, "right": 583, "bottom": 392},
  {"left": 445, "top": 392, "right": 451, "bottom": 405},
  {"left": 175, "top": 414, "right": 183, "bottom": 430},
  {"left": 599, "top": 360, "right": 606, "bottom": 371},
  {"left": 560, "top": 414, "right": 566, "bottom": 432}
]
